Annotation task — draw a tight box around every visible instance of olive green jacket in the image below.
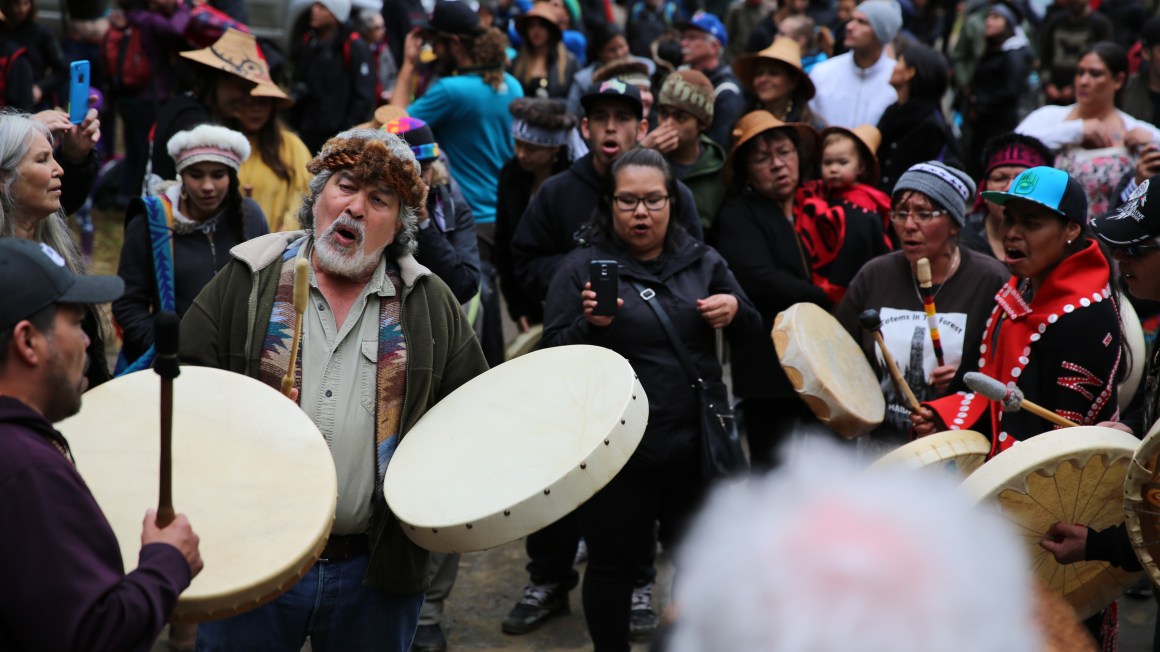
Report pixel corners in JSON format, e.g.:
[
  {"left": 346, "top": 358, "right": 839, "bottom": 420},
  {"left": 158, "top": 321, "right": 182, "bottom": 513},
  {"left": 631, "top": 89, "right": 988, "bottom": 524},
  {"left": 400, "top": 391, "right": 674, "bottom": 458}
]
[{"left": 179, "top": 231, "right": 488, "bottom": 594}]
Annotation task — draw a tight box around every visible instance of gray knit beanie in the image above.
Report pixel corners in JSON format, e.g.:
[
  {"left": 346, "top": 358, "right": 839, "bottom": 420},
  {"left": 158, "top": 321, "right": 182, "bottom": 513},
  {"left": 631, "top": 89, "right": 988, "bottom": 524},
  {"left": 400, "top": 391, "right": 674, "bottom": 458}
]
[
  {"left": 858, "top": 0, "right": 903, "bottom": 47},
  {"left": 892, "top": 161, "right": 976, "bottom": 226}
]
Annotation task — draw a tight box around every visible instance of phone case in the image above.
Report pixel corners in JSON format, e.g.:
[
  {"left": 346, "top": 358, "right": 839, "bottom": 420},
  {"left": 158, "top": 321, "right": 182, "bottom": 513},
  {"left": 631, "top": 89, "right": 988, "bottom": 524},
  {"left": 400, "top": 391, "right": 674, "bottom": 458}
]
[
  {"left": 590, "top": 260, "right": 619, "bottom": 317},
  {"left": 68, "top": 61, "right": 90, "bottom": 125}
]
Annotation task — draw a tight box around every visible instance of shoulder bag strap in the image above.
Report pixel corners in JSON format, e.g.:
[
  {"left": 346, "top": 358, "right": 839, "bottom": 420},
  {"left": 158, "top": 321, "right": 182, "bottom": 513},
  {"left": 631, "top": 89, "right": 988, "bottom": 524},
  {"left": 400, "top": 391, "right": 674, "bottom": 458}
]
[{"left": 628, "top": 280, "right": 703, "bottom": 390}]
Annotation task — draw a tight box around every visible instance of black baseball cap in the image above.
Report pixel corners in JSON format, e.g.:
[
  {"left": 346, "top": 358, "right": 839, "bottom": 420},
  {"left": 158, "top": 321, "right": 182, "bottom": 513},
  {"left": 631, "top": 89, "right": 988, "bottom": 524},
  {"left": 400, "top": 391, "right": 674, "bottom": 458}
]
[
  {"left": 980, "top": 166, "right": 1088, "bottom": 224},
  {"left": 580, "top": 78, "right": 644, "bottom": 120},
  {"left": 431, "top": 1, "right": 482, "bottom": 35},
  {"left": 1091, "top": 175, "right": 1160, "bottom": 246},
  {"left": 0, "top": 239, "right": 124, "bottom": 331}
]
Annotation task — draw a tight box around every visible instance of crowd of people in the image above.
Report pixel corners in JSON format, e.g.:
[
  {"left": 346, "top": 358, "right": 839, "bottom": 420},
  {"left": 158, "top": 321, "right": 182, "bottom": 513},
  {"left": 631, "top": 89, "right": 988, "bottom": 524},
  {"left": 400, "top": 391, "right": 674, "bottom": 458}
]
[{"left": 9, "top": 0, "right": 1160, "bottom": 649}]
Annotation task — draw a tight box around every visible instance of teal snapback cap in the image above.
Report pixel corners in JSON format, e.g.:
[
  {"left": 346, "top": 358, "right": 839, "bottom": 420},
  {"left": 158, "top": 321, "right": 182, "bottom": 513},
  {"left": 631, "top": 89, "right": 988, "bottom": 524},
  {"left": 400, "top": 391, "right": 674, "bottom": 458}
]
[{"left": 980, "top": 166, "right": 1088, "bottom": 223}]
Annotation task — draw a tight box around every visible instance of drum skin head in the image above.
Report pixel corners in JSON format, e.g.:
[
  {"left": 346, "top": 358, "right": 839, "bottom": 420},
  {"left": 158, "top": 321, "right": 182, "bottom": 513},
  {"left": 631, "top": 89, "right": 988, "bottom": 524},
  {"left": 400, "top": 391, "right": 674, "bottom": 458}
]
[
  {"left": 772, "top": 303, "right": 885, "bottom": 438},
  {"left": 869, "top": 430, "right": 990, "bottom": 477},
  {"left": 385, "top": 345, "right": 648, "bottom": 554},
  {"left": 1124, "top": 419, "right": 1160, "bottom": 587},
  {"left": 1117, "top": 293, "right": 1145, "bottom": 412},
  {"left": 960, "top": 427, "right": 1142, "bottom": 620},
  {"left": 58, "top": 367, "right": 337, "bottom": 623}
]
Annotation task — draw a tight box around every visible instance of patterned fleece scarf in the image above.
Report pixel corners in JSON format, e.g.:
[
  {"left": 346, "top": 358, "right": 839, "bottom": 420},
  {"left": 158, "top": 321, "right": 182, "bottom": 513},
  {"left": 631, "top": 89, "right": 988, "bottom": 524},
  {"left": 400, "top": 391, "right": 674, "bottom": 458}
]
[{"left": 257, "top": 237, "right": 408, "bottom": 492}]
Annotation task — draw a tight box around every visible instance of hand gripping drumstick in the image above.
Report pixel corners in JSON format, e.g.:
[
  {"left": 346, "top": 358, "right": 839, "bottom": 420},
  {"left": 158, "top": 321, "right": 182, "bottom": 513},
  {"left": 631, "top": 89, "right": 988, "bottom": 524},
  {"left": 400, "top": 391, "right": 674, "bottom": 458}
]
[
  {"left": 858, "top": 309, "right": 921, "bottom": 412},
  {"left": 154, "top": 311, "right": 181, "bottom": 528},
  {"left": 963, "top": 372, "right": 1079, "bottom": 428},
  {"left": 281, "top": 257, "right": 310, "bottom": 397},
  {"left": 915, "top": 258, "right": 946, "bottom": 367}
]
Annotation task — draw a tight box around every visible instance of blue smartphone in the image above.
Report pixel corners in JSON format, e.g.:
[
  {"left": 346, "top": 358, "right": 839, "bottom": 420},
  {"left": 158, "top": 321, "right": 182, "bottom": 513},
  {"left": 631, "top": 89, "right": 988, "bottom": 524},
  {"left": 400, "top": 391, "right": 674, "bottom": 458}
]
[{"left": 68, "top": 60, "right": 90, "bottom": 125}]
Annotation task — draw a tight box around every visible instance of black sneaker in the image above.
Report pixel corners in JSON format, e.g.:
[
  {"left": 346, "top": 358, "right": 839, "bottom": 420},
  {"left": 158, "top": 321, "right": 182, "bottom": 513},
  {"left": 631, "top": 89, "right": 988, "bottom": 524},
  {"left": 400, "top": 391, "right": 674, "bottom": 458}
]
[
  {"left": 410, "top": 623, "right": 447, "bottom": 652},
  {"left": 501, "top": 582, "right": 569, "bottom": 634},
  {"left": 629, "top": 582, "right": 659, "bottom": 640}
]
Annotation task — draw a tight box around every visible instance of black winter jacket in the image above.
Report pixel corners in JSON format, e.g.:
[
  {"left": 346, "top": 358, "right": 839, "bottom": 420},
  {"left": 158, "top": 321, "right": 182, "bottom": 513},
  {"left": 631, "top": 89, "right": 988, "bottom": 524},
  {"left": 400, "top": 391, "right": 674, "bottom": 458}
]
[
  {"left": 877, "top": 100, "right": 963, "bottom": 194},
  {"left": 703, "top": 63, "right": 746, "bottom": 150},
  {"left": 416, "top": 175, "right": 482, "bottom": 304},
  {"left": 715, "top": 188, "right": 832, "bottom": 399},
  {"left": 510, "top": 153, "right": 704, "bottom": 301},
  {"left": 543, "top": 230, "right": 761, "bottom": 465},
  {"left": 113, "top": 196, "right": 269, "bottom": 362},
  {"left": 495, "top": 155, "right": 570, "bottom": 324},
  {"left": 290, "top": 27, "right": 375, "bottom": 152}
]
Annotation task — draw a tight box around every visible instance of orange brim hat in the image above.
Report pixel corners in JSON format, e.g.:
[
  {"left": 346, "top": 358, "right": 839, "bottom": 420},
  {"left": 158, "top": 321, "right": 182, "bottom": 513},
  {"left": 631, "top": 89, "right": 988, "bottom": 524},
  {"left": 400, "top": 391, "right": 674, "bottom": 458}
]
[
  {"left": 515, "top": 3, "right": 563, "bottom": 43},
  {"left": 733, "top": 37, "right": 815, "bottom": 101},
  {"left": 820, "top": 124, "right": 882, "bottom": 187},
  {"left": 180, "top": 28, "right": 293, "bottom": 109},
  {"left": 724, "top": 110, "right": 819, "bottom": 187}
]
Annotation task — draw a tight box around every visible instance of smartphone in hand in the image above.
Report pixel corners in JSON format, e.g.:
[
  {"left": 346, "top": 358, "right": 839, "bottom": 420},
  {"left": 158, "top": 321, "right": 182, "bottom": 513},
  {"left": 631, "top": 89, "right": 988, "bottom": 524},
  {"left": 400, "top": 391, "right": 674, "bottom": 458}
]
[
  {"left": 68, "top": 60, "right": 90, "bottom": 125},
  {"left": 589, "top": 260, "right": 619, "bottom": 317}
]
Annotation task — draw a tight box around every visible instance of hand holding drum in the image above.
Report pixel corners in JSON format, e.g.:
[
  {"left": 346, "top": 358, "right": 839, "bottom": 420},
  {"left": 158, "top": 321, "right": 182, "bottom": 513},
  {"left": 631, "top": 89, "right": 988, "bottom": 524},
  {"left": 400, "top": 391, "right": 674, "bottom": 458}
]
[{"left": 963, "top": 372, "right": 1079, "bottom": 428}]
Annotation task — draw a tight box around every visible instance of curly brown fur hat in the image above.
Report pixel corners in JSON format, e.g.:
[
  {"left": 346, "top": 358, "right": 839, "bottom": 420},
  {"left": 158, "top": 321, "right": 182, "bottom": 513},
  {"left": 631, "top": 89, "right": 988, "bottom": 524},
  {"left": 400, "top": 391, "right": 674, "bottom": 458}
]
[
  {"left": 307, "top": 130, "right": 428, "bottom": 213},
  {"left": 592, "top": 58, "right": 650, "bottom": 85}
]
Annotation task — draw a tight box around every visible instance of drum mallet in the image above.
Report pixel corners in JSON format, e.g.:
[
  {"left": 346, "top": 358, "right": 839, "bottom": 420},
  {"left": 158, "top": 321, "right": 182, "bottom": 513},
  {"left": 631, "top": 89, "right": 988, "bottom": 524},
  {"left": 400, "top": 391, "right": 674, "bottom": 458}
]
[
  {"left": 858, "top": 309, "right": 921, "bottom": 412},
  {"left": 281, "top": 256, "right": 310, "bottom": 398},
  {"left": 963, "top": 372, "right": 1079, "bottom": 428},
  {"left": 916, "top": 258, "right": 945, "bottom": 367},
  {"left": 154, "top": 311, "right": 181, "bottom": 528}
]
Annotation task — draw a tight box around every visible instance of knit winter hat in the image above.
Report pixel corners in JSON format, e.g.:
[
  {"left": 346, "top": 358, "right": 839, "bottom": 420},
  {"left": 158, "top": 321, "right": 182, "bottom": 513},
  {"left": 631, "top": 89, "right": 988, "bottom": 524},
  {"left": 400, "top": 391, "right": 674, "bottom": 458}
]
[
  {"left": 981, "top": 134, "right": 1052, "bottom": 179},
  {"left": 316, "top": 0, "right": 352, "bottom": 23},
  {"left": 658, "top": 70, "right": 715, "bottom": 127},
  {"left": 858, "top": 0, "right": 903, "bottom": 47},
  {"left": 892, "top": 161, "right": 976, "bottom": 226},
  {"left": 383, "top": 117, "right": 440, "bottom": 162},
  {"left": 168, "top": 124, "right": 251, "bottom": 174},
  {"left": 986, "top": 2, "right": 1019, "bottom": 30}
]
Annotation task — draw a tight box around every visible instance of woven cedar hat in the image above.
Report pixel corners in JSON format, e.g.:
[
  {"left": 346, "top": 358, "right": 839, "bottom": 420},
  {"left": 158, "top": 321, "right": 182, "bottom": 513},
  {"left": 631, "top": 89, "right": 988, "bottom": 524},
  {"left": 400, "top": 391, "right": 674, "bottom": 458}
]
[
  {"left": 733, "top": 37, "right": 815, "bottom": 101},
  {"left": 180, "top": 28, "right": 292, "bottom": 108},
  {"left": 820, "top": 124, "right": 882, "bottom": 186}
]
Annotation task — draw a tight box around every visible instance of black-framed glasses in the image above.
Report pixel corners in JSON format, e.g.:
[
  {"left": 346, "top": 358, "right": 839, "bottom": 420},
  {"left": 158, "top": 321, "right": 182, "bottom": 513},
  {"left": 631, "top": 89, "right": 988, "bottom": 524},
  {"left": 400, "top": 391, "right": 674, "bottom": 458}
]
[
  {"left": 612, "top": 194, "right": 670, "bottom": 212},
  {"left": 889, "top": 209, "right": 948, "bottom": 224},
  {"left": 1116, "top": 240, "right": 1160, "bottom": 258}
]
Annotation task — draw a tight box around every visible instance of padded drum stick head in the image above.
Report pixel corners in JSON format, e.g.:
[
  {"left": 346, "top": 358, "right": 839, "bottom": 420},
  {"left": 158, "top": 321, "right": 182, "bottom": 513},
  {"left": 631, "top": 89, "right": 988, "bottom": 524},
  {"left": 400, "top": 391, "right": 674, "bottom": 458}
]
[
  {"left": 858, "top": 309, "right": 882, "bottom": 332},
  {"left": 916, "top": 258, "right": 932, "bottom": 286},
  {"left": 155, "top": 311, "right": 180, "bottom": 357},
  {"left": 293, "top": 258, "right": 310, "bottom": 313},
  {"left": 154, "top": 310, "right": 181, "bottom": 379},
  {"left": 964, "top": 372, "right": 1022, "bottom": 412}
]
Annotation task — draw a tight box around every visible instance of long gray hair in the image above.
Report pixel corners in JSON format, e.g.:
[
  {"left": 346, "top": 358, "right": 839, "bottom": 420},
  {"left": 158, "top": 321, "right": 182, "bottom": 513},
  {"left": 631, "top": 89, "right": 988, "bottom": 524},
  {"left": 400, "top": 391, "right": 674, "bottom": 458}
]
[{"left": 0, "top": 112, "right": 83, "bottom": 273}]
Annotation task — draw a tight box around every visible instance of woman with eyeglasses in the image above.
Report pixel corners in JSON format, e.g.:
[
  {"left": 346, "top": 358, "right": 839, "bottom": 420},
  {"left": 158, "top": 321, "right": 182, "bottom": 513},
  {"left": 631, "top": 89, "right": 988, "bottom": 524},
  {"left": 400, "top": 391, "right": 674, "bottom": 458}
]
[
  {"left": 542, "top": 147, "right": 760, "bottom": 652},
  {"left": 836, "top": 162, "right": 1010, "bottom": 443},
  {"left": 913, "top": 167, "right": 1122, "bottom": 465},
  {"left": 715, "top": 110, "right": 888, "bottom": 467}
]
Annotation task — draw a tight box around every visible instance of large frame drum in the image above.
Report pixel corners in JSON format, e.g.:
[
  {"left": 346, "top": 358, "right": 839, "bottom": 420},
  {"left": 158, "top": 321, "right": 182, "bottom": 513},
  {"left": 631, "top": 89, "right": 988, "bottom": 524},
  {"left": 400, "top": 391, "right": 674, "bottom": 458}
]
[
  {"left": 385, "top": 345, "right": 649, "bottom": 553},
  {"left": 58, "top": 367, "right": 337, "bottom": 623},
  {"left": 960, "top": 427, "right": 1141, "bottom": 620}
]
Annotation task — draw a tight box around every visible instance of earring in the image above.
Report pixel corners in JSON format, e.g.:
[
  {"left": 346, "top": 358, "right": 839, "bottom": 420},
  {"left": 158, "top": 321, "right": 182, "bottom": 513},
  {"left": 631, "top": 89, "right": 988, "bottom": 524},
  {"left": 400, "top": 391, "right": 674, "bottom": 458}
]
[
  {"left": 180, "top": 187, "right": 188, "bottom": 201},
  {"left": 1067, "top": 239, "right": 1072, "bottom": 246}
]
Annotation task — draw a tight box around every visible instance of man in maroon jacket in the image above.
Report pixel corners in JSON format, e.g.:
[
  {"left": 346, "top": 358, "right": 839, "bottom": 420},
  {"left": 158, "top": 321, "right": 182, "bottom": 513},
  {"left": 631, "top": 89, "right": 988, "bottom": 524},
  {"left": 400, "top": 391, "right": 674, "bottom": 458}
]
[{"left": 0, "top": 238, "right": 202, "bottom": 652}]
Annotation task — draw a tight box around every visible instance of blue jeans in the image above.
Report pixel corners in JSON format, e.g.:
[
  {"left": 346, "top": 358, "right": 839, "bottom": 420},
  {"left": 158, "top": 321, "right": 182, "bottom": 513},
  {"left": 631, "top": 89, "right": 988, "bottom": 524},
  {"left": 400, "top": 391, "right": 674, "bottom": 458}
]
[{"left": 195, "top": 554, "right": 424, "bottom": 652}]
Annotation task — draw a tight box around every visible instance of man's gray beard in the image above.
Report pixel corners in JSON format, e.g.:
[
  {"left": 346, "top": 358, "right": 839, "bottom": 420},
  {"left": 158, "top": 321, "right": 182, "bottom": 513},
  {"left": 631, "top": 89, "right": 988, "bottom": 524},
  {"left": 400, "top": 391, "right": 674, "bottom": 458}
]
[{"left": 314, "top": 218, "right": 384, "bottom": 279}]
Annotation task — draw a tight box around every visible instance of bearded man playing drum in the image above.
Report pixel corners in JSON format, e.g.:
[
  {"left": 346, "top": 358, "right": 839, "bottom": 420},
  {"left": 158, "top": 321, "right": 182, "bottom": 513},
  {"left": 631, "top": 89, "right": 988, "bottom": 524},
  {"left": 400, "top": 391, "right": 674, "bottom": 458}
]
[
  {"left": 180, "top": 129, "right": 488, "bottom": 651},
  {"left": 0, "top": 239, "right": 204, "bottom": 651}
]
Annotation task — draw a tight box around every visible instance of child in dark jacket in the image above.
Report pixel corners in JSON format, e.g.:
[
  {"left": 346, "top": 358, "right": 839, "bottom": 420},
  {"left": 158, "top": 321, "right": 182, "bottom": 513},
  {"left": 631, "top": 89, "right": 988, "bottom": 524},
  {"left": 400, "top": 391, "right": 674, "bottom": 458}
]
[{"left": 807, "top": 125, "right": 894, "bottom": 249}]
